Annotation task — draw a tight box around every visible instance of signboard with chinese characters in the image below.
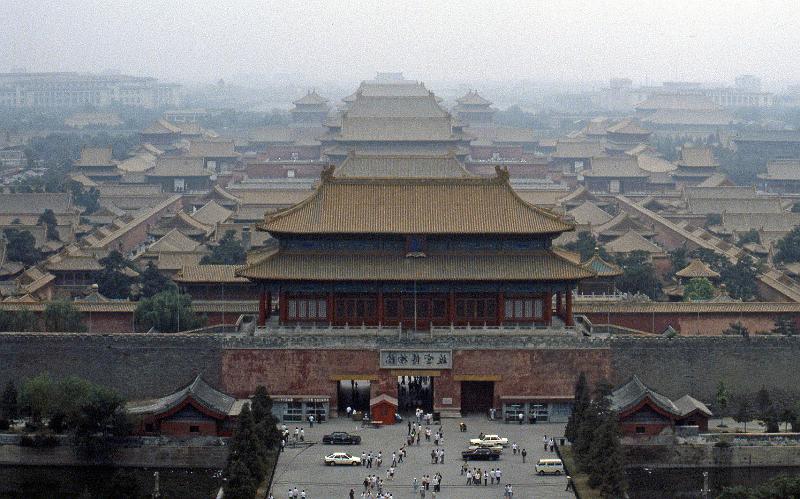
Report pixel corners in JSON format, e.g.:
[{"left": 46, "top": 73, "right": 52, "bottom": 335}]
[{"left": 380, "top": 350, "right": 452, "bottom": 369}]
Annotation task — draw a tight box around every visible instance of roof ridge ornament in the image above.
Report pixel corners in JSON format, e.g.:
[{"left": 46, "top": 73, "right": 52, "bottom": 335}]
[{"left": 320, "top": 164, "right": 336, "bottom": 183}]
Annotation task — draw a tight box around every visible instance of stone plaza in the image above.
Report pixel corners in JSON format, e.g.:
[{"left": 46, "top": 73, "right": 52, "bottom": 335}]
[{"left": 270, "top": 415, "right": 575, "bottom": 499}]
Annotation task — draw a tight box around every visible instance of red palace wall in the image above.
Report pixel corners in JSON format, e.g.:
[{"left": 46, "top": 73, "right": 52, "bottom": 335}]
[{"left": 220, "top": 347, "right": 612, "bottom": 414}]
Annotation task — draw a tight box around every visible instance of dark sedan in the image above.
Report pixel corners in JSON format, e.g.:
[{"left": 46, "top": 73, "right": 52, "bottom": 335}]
[
  {"left": 322, "top": 431, "right": 362, "bottom": 445},
  {"left": 461, "top": 447, "right": 500, "bottom": 460}
]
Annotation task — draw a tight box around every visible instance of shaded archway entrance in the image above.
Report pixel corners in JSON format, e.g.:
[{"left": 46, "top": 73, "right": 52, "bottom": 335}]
[
  {"left": 397, "top": 376, "right": 434, "bottom": 414},
  {"left": 337, "top": 380, "right": 371, "bottom": 414},
  {"left": 460, "top": 381, "right": 494, "bottom": 414}
]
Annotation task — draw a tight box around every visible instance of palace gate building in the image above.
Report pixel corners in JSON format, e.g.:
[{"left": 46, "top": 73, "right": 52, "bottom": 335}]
[{"left": 233, "top": 153, "right": 610, "bottom": 424}]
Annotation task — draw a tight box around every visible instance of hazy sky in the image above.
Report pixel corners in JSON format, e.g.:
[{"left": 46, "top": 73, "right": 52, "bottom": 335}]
[{"left": 3, "top": 0, "right": 800, "bottom": 87}]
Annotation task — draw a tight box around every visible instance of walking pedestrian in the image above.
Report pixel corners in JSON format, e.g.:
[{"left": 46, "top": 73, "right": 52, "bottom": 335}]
[
  {"left": 512, "top": 442, "right": 517, "bottom": 455},
  {"left": 521, "top": 448, "right": 527, "bottom": 463},
  {"left": 483, "top": 470, "right": 488, "bottom": 486},
  {"left": 412, "top": 477, "right": 418, "bottom": 495},
  {"left": 543, "top": 435, "right": 548, "bottom": 451},
  {"left": 566, "top": 475, "right": 575, "bottom": 491}
]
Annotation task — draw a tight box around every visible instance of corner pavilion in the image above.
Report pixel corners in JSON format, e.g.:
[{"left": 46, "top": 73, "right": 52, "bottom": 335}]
[{"left": 238, "top": 160, "right": 593, "bottom": 331}]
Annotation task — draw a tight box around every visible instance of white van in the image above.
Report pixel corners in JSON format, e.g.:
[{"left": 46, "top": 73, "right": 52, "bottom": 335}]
[{"left": 535, "top": 458, "right": 564, "bottom": 475}]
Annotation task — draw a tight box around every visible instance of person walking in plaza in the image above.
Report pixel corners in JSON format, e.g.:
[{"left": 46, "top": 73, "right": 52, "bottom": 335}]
[
  {"left": 407, "top": 420, "right": 411, "bottom": 435},
  {"left": 496, "top": 467, "right": 502, "bottom": 484},
  {"left": 518, "top": 412, "right": 523, "bottom": 424},
  {"left": 483, "top": 469, "right": 488, "bottom": 486},
  {"left": 521, "top": 448, "right": 527, "bottom": 463},
  {"left": 543, "top": 434, "right": 548, "bottom": 451},
  {"left": 299, "top": 428, "right": 305, "bottom": 442},
  {"left": 349, "top": 488, "right": 355, "bottom": 499},
  {"left": 440, "top": 448, "right": 444, "bottom": 464},
  {"left": 512, "top": 442, "right": 517, "bottom": 455},
  {"left": 490, "top": 468, "right": 495, "bottom": 485},
  {"left": 566, "top": 475, "right": 575, "bottom": 491},
  {"left": 308, "top": 414, "right": 314, "bottom": 427},
  {"left": 412, "top": 477, "right": 418, "bottom": 495}
]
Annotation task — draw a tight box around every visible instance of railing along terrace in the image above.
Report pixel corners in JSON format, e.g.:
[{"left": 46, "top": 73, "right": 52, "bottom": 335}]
[{"left": 253, "top": 322, "right": 581, "bottom": 336}]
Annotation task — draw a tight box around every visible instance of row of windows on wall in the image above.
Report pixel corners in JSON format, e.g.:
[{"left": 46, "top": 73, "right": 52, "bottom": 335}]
[
  {"left": 285, "top": 295, "right": 546, "bottom": 321},
  {"left": 282, "top": 238, "right": 548, "bottom": 252}
]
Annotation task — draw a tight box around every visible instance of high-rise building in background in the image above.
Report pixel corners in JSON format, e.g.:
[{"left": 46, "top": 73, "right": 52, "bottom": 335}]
[{"left": 0, "top": 72, "right": 180, "bottom": 109}]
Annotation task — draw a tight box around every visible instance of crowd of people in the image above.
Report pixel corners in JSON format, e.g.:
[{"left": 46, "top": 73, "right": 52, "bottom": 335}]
[{"left": 271, "top": 407, "right": 564, "bottom": 498}]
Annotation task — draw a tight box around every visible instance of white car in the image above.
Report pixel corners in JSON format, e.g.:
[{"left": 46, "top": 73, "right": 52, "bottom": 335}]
[
  {"left": 324, "top": 452, "right": 362, "bottom": 466},
  {"left": 469, "top": 434, "right": 509, "bottom": 447}
]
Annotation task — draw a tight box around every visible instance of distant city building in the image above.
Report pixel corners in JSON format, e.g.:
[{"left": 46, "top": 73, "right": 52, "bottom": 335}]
[
  {"left": 0, "top": 72, "right": 180, "bottom": 109},
  {"left": 452, "top": 90, "right": 496, "bottom": 125},
  {"left": 64, "top": 112, "right": 123, "bottom": 129},
  {"left": 321, "top": 80, "right": 471, "bottom": 164},
  {"left": 290, "top": 90, "right": 331, "bottom": 126}
]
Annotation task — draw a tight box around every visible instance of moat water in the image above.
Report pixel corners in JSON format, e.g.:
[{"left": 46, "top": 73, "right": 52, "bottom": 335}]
[
  {"left": 0, "top": 465, "right": 223, "bottom": 499},
  {"left": 627, "top": 466, "right": 800, "bottom": 498}
]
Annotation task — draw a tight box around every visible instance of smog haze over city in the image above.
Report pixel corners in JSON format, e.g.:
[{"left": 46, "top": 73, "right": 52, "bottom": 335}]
[
  {"left": 5, "top": 1, "right": 800, "bottom": 498},
  {"left": 3, "top": 0, "right": 800, "bottom": 87}
]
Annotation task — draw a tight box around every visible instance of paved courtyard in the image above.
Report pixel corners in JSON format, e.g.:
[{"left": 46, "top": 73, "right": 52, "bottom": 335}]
[{"left": 270, "top": 415, "right": 575, "bottom": 499}]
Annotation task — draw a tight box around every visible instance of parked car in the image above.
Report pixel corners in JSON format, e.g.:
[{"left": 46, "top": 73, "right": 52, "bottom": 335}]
[
  {"left": 469, "top": 434, "right": 509, "bottom": 447},
  {"left": 535, "top": 458, "right": 564, "bottom": 475},
  {"left": 324, "top": 452, "right": 362, "bottom": 466},
  {"left": 322, "top": 431, "right": 362, "bottom": 445},
  {"left": 461, "top": 447, "right": 500, "bottom": 461},
  {"left": 467, "top": 444, "right": 503, "bottom": 454}
]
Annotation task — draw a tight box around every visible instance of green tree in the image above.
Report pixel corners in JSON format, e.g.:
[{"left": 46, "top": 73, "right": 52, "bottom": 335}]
[
  {"left": 738, "top": 229, "right": 760, "bottom": 245},
  {"left": 0, "top": 309, "right": 39, "bottom": 331},
  {"left": 134, "top": 290, "right": 205, "bottom": 333},
  {"left": 718, "top": 475, "right": 800, "bottom": 499},
  {"left": 734, "top": 397, "right": 754, "bottom": 432},
  {"left": 1, "top": 381, "right": 18, "bottom": 421},
  {"left": 20, "top": 372, "right": 55, "bottom": 424},
  {"left": 683, "top": 277, "right": 715, "bottom": 301},
  {"left": 251, "top": 386, "right": 281, "bottom": 451},
  {"left": 588, "top": 412, "right": 627, "bottom": 497},
  {"left": 43, "top": 300, "right": 85, "bottom": 332},
  {"left": 3, "top": 228, "right": 42, "bottom": 265},
  {"left": 139, "top": 261, "right": 176, "bottom": 299},
  {"left": 764, "top": 405, "right": 780, "bottom": 433},
  {"left": 564, "top": 231, "right": 610, "bottom": 262},
  {"left": 775, "top": 226, "right": 800, "bottom": 263},
  {"left": 201, "top": 230, "right": 246, "bottom": 265},
  {"left": 669, "top": 246, "right": 689, "bottom": 275},
  {"left": 715, "top": 381, "right": 730, "bottom": 423},
  {"left": 772, "top": 316, "right": 797, "bottom": 336},
  {"left": 565, "top": 372, "right": 590, "bottom": 443},
  {"left": 615, "top": 250, "right": 662, "bottom": 299},
  {"left": 37, "top": 209, "right": 59, "bottom": 241},
  {"left": 72, "top": 385, "right": 130, "bottom": 458},
  {"left": 719, "top": 256, "right": 758, "bottom": 300},
  {"left": 97, "top": 250, "right": 134, "bottom": 299},
  {"left": 226, "top": 404, "right": 266, "bottom": 482},
  {"left": 755, "top": 387, "right": 772, "bottom": 420},
  {"left": 723, "top": 321, "right": 749, "bottom": 338},
  {"left": 224, "top": 459, "right": 258, "bottom": 499},
  {"left": 70, "top": 183, "right": 100, "bottom": 215},
  {"left": 705, "top": 213, "right": 722, "bottom": 226}
]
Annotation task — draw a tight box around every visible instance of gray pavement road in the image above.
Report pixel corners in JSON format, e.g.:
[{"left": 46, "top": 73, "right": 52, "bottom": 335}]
[{"left": 270, "top": 415, "right": 575, "bottom": 499}]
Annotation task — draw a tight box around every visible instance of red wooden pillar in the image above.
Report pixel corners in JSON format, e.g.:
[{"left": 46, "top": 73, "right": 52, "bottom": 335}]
[
  {"left": 265, "top": 292, "right": 272, "bottom": 319},
  {"left": 327, "top": 292, "right": 334, "bottom": 324},
  {"left": 497, "top": 292, "right": 505, "bottom": 326},
  {"left": 448, "top": 290, "right": 455, "bottom": 325},
  {"left": 555, "top": 292, "right": 563, "bottom": 319},
  {"left": 377, "top": 291, "right": 384, "bottom": 325},
  {"left": 543, "top": 292, "right": 552, "bottom": 325},
  {"left": 258, "top": 288, "right": 267, "bottom": 326},
  {"left": 279, "top": 291, "right": 287, "bottom": 323},
  {"left": 565, "top": 288, "right": 574, "bottom": 326}
]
